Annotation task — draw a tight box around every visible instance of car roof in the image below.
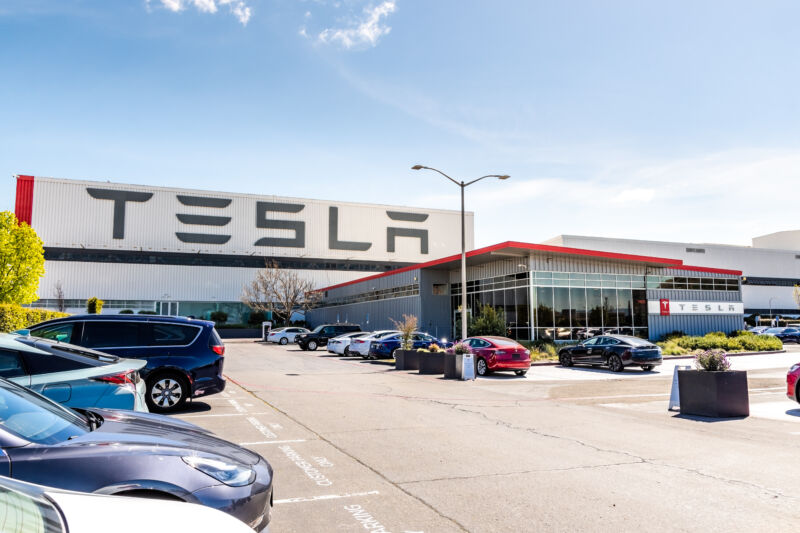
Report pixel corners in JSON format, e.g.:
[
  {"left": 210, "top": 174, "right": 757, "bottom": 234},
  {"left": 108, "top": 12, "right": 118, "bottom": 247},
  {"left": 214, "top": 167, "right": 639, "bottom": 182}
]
[
  {"left": 0, "top": 333, "right": 51, "bottom": 355},
  {"left": 31, "top": 314, "right": 215, "bottom": 327}
]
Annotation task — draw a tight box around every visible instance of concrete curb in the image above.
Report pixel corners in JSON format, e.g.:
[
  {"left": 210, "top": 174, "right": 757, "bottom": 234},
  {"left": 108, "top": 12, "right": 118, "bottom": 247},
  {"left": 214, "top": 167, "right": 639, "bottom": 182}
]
[{"left": 530, "top": 349, "right": 788, "bottom": 367}]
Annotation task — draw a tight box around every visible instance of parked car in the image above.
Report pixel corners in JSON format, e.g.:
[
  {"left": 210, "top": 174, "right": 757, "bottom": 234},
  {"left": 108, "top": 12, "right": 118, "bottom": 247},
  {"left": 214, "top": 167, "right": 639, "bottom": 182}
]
[
  {"left": 558, "top": 335, "right": 662, "bottom": 372},
  {"left": 267, "top": 326, "right": 310, "bottom": 345},
  {"left": 787, "top": 363, "right": 800, "bottom": 403},
  {"left": 770, "top": 327, "right": 800, "bottom": 343},
  {"left": 462, "top": 336, "right": 531, "bottom": 376},
  {"left": 349, "top": 330, "right": 399, "bottom": 358},
  {"left": 0, "top": 377, "right": 273, "bottom": 531},
  {"left": 27, "top": 315, "right": 226, "bottom": 413},
  {"left": 2, "top": 332, "right": 147, "bottom": 411},
  {"left": 0, "top": 475, "right": 254, "bottom": 533},
  {"left": 759, "top": 327, "right": 786, "bottom": 336},
  {"left": 368, "top": 332, "right": 444, "bottom": 359},
  {"left": 748, "top": 326, "right": 770, "bottom": 334},
  {"left": 296, "top": 324, "right": 361, "bottom": 351},
  {"left": 327, "top": 332, "right": 369, "bottom": 355}
]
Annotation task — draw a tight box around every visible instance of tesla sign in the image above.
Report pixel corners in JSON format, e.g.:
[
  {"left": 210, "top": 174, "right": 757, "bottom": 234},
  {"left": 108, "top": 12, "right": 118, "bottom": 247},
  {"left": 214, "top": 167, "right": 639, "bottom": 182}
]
[{"left": 648, "top": 300, "right": 743, "bottom": 315}]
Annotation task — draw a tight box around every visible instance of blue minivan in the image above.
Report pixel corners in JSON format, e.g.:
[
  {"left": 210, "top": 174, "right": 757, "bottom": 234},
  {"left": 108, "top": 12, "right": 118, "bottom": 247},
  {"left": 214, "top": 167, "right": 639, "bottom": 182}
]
[{"left": 27, "top": 315, "right": 226, "bottom": 412}]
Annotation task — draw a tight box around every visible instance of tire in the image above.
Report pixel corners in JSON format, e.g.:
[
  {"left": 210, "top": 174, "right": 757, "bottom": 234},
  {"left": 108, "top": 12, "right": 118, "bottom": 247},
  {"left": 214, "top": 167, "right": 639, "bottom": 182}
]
[
  {"left": 641, "top": 364, "right": 654, "bottom": 372},
  {"left": 514, "top": 370, "right": 527, "bottom": 376},
  {"left": 559, "top": 351, "right": 574, "bottom": 367},
  {"left": 476, "top": 358, "right": 489, "bottom": 376},
  {"left": 608, "top": 354, "right": 624, "bottom": 372},
  {"left": 279, "top": 337, "right": 288, "bottom": 345},
  {"left": 391, "top": 348, "right": 399, "bottom": 359},
  {"left": 307, "top": 340, "right": 318, "bottom": 351},
  {"left": 344, "top": 346, "right": 351, "bottom": 356},
  {"left": 146, "top": 372, "right": 189, "bottom": 413}
]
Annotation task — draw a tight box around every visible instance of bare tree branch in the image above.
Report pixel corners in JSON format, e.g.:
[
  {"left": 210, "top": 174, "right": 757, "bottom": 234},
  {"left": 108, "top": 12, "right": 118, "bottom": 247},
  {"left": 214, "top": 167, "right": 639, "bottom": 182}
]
[{"left": 241, "top": 261, "right": 321, "bottom": 325}]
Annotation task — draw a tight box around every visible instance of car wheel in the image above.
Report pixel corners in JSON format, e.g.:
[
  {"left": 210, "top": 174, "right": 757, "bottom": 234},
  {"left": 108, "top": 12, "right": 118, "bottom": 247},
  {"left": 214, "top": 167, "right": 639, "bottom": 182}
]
[
  {"left": 476, "top": 358, "right": 489, "bottom": 376},
  {"left": 146, "top": 372, "right": 189, "bottom": 413},
  {"left": 279, "top": 337, "right": 288, "bottom": 345},
  {"left": 344, "top": 346, "right": 351, "bottom": 356},
  {"left": 514, "top": 370, "right": 527, "bottom": 376},
  {"left": 559, "top": 352, "right": 573, "bottom": 367},
  {"left": 641, "top": 364, "right": 654, "bottom": 371},
  {"left": 391, "top": 348, "right": 399, "bottom": 359},
  {"left": 608, "top": 354, "right": 624, "bottom": 372},
  {"left": 308, "top": 340, "right": 318, "bottom": 351}
]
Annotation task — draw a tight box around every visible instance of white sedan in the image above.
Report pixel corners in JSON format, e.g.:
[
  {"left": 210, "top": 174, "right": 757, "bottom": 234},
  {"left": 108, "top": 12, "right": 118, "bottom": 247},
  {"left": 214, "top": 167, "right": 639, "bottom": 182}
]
[
  {"left": 267, "top": 327, "right": 310, "bottom": 345},
  {"left": 349, "top": 330, "right": 399, "bottom": 358},
  {"left": 0, "top": 476, "right": 255, "bottom": 533},
  {"left": 327, "top": 332, "right": 369, "bottom": 355}
]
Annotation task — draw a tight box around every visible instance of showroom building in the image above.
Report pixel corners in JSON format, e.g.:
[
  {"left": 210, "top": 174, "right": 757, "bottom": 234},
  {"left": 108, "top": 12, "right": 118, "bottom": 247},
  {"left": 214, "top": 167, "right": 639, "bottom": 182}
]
[
  {"left": 308, "top": 241, "right": 744, "bottom": 342},
  {"left": 544, "top": 234, "right": 800, "bottom": 321},
  {"left": 14, "top": 175, "right": 472, "bottom": 323}
]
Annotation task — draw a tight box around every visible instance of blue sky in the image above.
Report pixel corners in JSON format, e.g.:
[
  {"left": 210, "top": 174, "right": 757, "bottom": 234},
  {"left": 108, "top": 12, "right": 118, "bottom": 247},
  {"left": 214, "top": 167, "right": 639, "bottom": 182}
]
[{"left": 1, "top": 0, "right": 799, "bottom": 247}]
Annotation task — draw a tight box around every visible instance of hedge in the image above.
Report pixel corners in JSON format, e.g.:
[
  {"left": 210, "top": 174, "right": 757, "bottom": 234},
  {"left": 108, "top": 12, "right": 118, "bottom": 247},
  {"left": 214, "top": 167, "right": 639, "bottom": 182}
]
[
  {"left": 0, "top": 304, "right": 70, "bottom": 333},
  {"left": 658, "top": 331, "right": 783, "bottom": 355}
]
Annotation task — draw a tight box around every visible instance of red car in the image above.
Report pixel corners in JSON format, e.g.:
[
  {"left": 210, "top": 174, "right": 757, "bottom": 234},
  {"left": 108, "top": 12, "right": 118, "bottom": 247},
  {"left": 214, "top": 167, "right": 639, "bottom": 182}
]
[
  {"left": 463, "top": 336, "right": 531, "bottom": 376},
  {"left": 786, "top": 363, "right": 800, "bottom": 402}
]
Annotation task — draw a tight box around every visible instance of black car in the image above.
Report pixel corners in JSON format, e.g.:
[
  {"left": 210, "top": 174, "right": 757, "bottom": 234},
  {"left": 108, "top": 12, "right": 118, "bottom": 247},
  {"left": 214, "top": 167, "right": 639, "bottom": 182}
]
[
  {"left": 296, "top": 324, "right": 361, "bottom": 351},
  {"left": 0, "top": 377, "right": 272, "bottom": 531},
  {"left": 558, "top": 335, "right": 663, "bottom": 372},
  {"left": 765, "top": 327, "right": 800, "bottom": 343},
  {"left": 27, "top": 315, "right": 226, "bottom": 412}
]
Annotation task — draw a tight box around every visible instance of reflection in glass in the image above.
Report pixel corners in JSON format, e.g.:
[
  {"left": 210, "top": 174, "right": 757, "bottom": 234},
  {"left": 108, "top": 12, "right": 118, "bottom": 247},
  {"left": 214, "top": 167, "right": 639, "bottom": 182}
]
[
  {"left": 618, "top": 289, "right": 633, "bottom": 327},
  {"left": 587, "top": 288, "right": 602, "bottom": 327},
  {"left": 536, "top": 287, "right": 554, "bottom": 328},
  {"left": 602, "top": 288, "right": 618, "bottom": 329},
  {"left": 554, "top": 288, "right": 570, "bottom": 328},
  {"left": 570, "top": 288, "right": 587, "bottom": 328}
]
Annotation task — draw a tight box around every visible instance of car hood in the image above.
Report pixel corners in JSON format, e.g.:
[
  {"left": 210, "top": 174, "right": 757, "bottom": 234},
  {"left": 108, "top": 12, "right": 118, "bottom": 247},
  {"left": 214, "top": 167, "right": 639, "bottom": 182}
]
[
  {"left": 71, "top": 408, "right": 261, "bottom": 465},
  {"left": 48, "top": 490, "right": 254, "bottom": 533}
]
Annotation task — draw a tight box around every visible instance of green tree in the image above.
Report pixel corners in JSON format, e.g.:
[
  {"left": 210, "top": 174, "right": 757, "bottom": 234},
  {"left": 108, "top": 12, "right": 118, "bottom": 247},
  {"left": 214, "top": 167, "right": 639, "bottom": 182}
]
[
  {"left": 468, "top": 303, "right": 507, "bottom": 337},
  {"left": 0, "top": 211, "right": 45, "bottom": 304}
]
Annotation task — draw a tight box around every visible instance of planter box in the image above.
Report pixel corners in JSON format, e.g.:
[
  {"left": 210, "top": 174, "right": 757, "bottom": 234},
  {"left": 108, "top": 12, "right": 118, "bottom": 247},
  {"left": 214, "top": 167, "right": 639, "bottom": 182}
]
[
  {"left": 418, "top": 352, "right": 445, "bottom": 375},
  {"left": 444, "top": 352, "right": 459, "bottom": 379},
  {"left": 678, "top": 370, "right": 749, "bottom": 418},
  {"left": 394, "top": 350, "right": 421, "bottom": 371}
]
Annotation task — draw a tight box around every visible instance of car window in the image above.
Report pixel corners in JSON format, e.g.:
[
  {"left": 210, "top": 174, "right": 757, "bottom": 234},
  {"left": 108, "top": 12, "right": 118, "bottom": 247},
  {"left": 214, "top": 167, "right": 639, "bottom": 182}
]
[
  {"left": 603, "top": 338, "right": 621, "bottom": 345},
  {"left": 30, "top": 323, "right": 77, "bottom": 344},
  {"left": 0, "top": 484, "right": 64, "bottom": 533},
  {"left": 21, "top": 351, "right": 91, "bottom": 375},
  {"left": 583, "top": 338, "right": 599, "bottom": 346},
  {"left": 0, "top": 379, "right": 90, "bottom": 444},
  {"left": 489, "top": 338, "right": 519, "bottom": 347},
  {"left": 82, "top": 321, "right": 142, "bottom": 348},
  {"left": 147, "top": 323, "right": 200, "bottom": 346},
  {"left": 0, "top": 350, "right": 26, "bottom": 378}
]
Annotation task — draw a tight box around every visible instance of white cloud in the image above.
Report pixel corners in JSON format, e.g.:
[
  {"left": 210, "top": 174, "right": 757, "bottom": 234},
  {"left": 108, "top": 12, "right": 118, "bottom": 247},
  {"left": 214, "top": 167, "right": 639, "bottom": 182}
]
[
  {"left": 146, "top": 0, "right": 252, "bottom": 25},
  {"left": 317, "top": 1, "right": 396, "bottom": 49}
]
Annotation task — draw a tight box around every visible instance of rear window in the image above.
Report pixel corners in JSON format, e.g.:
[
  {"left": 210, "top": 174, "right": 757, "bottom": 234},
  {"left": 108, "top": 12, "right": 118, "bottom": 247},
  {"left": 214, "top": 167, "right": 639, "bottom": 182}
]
[
  {"left": 489, "top": 338, "right": 520, "bottom": 347},
  {"left": 623, "top": 337, "right": 654, "bottom": 347},
  {"left": 0, "top": 350, "right": 25, "bottom": 378},
  {"left": 148, "top": 323, "right": 200, "bottom": 346},
  {"left": 82, "top": 321, "right": 142, "bottom": 348},
  {"left": 21, "top": 351, "right": 92, "bottom": 375},
  {"left": 30, "top": 322, "right": 78, "bottom": 344}
]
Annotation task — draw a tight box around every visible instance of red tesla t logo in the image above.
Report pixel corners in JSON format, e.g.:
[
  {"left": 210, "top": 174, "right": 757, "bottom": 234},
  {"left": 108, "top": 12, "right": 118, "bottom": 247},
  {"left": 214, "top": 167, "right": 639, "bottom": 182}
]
[{"left": 660, "top": 299, "right": 670, "bottom": 316}]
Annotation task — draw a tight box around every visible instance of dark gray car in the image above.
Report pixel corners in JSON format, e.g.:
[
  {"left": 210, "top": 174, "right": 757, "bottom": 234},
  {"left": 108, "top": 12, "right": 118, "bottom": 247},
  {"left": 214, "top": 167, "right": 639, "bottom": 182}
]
[{"left": 0, "top": 377, "right": 272, "bottom": 531}]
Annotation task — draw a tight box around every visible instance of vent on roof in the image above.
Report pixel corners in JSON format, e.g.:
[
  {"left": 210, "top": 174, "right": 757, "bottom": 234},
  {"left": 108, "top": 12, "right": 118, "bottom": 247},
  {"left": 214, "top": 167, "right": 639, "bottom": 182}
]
[
  {"left": 796, "top": 255, "right": 800, "bottom": 260},
  {"left": 686, "top": 247, "right": 706, "bottom": 254}
]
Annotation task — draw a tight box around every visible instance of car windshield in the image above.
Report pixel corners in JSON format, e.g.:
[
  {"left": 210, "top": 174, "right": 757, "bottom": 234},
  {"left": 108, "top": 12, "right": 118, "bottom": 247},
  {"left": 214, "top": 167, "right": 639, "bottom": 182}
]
[
  {"left": 489, "top": 338, "right": 520, "bottom": 347},
  {"left": 765, "top": 328, "right": 785, "bottom": 334},
  {"left": 311, "top": 326, "right": 326, "bottom": 333},
  {"left": 271, "top": 328, "right": 286, "bottom": 333},
  {"left": 0, "top": 379, "right": 90, "bottom": 444},
  {"left": 0, "top": 483, "right": 64, "bottom": 533},
  {"left": 621, "top": 337, "right": 653, "bottom": 346}
]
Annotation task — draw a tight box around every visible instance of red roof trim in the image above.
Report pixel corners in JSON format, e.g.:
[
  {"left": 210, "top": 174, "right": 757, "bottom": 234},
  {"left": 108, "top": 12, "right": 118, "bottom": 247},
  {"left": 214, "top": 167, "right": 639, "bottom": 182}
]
[
  {"left": 14, "top": 175, "right": 34, "bottom": 225},
  {"left": 317, "top": 241, "right": 687, "bottom": 292},
  {"left": 672, "top": 264, "right": 742, "bottom": 276}
]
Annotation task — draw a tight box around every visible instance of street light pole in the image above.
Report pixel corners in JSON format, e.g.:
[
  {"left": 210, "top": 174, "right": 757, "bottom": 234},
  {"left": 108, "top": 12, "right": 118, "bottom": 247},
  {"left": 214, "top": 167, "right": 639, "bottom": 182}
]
[{"left": 412, "top": 165, "right": 509, "bottom": 341}]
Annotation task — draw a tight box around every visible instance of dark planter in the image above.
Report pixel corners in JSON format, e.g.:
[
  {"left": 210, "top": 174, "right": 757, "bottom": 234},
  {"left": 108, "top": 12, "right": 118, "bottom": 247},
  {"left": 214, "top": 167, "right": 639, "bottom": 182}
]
[
  {"left": 418, "top": 352, "right": 445, "bottom": 375},
  {"left": 444, "top": 352, "right": 459, "bottom": 379},
  {"left": 678, "top": 370, "right": 749, "bottom": 418},
  {"left": 394, "top": 350, "right": 421, "bottom": 371}
]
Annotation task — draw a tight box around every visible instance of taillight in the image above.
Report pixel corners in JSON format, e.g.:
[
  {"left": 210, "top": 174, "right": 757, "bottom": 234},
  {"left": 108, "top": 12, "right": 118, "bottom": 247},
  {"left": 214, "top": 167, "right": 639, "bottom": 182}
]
[
  {"left": 212, "top": 345, "right": 225, "bottom": 355},
  {"left": 92, "top": 371, "right": 136, "bottom": 386}
]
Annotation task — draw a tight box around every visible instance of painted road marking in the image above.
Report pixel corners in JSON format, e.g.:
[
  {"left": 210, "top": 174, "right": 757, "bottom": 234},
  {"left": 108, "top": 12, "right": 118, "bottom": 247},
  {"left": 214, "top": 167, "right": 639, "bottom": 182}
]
[
  {"left": 228, "top": 398, "right": 247, "bottom": 413},
  {"left": 274, "top": 490, "right": 380, "bottom": 505},
  {"left": 178, "top": 412, "right": 272, "bottom": 419},
  {"left": 247, "top": 416, "right": 278, "bottom": 438},
  {"left": 278, "top": 444, "right": 334, "bottom": 486},
  {"left": 343, "top": 504, "right": 395, "bottom": 533},
  {"left": 239, "top": 439, "right": 308, "bottom": 446}
]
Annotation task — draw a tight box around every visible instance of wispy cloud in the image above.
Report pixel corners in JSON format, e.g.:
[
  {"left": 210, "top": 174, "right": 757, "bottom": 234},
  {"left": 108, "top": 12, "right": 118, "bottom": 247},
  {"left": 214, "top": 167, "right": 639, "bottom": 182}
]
[
  {"left": 146, "top": 0, "right": 252, "bottom": 25},
  {"left": 316, "top": 1, "right": 396, "bottom": 49}
]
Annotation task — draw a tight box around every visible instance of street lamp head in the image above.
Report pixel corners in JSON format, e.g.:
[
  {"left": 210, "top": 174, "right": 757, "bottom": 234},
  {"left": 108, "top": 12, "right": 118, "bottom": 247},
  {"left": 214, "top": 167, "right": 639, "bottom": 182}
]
[
  {"left": 498, "top": 175, "right": 510, "bottom": 180},
  {"left": 411, "top": 165, "right": 425, "bottom": 170}
]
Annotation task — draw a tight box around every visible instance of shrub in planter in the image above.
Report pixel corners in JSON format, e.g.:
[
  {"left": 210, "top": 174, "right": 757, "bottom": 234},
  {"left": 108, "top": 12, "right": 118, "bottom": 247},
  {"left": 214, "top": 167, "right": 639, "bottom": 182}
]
[
  {"left": 444, "top": 341, "right": 472, "bottom": 379},
  {"left": 119, "top": 309, "right": 134, "bottom": 314},
  {"left": 390, "top": 314, "right": 418, "bottom": 351},
  {"left": 678, "top": 349, "right": 748, "bottom": 418},
  {"left": 86, "top": 297, "right": 104, "bottom": 314}
]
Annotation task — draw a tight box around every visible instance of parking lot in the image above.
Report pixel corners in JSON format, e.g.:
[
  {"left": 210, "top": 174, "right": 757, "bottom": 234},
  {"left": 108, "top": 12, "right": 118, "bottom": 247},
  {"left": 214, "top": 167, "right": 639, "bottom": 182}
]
[{"left": 167, "top": 341, "right": 800, "bottom": 532}]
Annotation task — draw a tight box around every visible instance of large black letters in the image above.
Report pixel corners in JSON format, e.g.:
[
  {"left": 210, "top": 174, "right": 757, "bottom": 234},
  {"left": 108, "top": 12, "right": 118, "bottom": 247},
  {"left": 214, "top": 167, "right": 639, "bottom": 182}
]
[
  {"left": 386, "top": 211, "right": 429, "bottom": 254},
  {"left": 86, "top": 188, "right": 153, "bottom": 240},
  {"left": 328, "top": 207, "right": 371, "bottom": 251},
  {"left": 255, "top": 202, "right": 305, "bottom": 248}
]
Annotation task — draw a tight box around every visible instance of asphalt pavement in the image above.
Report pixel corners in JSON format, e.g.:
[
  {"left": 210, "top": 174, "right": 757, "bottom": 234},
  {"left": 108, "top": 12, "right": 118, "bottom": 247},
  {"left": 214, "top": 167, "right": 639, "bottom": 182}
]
[{"left": 171, "top": 341, "right": 800, "bottom": 532}]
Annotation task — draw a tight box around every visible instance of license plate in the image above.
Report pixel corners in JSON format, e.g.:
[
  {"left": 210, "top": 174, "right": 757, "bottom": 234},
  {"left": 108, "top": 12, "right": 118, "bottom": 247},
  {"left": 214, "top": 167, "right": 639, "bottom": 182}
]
[{"left": 512, "top": 354, "right": 520, "bottom": 360}]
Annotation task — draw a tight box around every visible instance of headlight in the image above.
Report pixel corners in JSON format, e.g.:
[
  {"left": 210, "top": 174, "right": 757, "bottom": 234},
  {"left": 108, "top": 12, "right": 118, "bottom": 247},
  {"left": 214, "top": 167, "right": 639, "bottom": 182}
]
[
  {"left": 182, "top": 456, "right": 255, "bottom": 486},
  {"left": 657, "top": 347, "right": 663, "bottom": 354},
  {"left": 791, "top": 364, "right": 800, "bottom": 373}
]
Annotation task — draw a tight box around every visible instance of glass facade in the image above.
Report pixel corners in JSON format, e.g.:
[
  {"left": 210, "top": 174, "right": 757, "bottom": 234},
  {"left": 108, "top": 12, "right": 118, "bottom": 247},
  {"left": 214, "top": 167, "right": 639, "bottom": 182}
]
[{"left": 450, "top": 270, "right": 739, "bottom": 341}]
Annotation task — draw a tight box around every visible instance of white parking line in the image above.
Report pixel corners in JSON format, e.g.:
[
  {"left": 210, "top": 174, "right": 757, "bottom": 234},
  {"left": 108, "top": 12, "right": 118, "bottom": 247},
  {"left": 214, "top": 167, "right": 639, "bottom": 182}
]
[
  {"left": 247, "top": 416, "right": 278, "bottom": 439},
  {"left": 239, "top": 439, "right": 308, "bottom": 446},
  {"left": 178, "top": 412, "right": 271, "bottom": 419},
  {"left": 227, "top": 398, "right": 247, "bottom": 413},
  {"left": 274, "top": 491, "right": 380, "bottom": 505}
]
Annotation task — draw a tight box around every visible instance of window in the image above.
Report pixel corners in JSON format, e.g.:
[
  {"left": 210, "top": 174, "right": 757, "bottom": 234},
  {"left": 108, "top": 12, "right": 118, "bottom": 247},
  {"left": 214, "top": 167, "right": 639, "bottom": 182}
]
[
  {"left": 82, "top": 321, "right": 142, "bottom": 348},
  {"left": 0, "top": 349, "right": 25, "bottom": 378},
  {"left": 21, "top": 351, "right": 90, "bottom": 375},
  {"left": 583, "top": 337, "right": 599, "bottom": 346},
  {"left": 148, "top": 324, "right": 200, "bottom": 346},
  {"left": 30, "top": 323, "right": 77, "bottom": 344}
]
